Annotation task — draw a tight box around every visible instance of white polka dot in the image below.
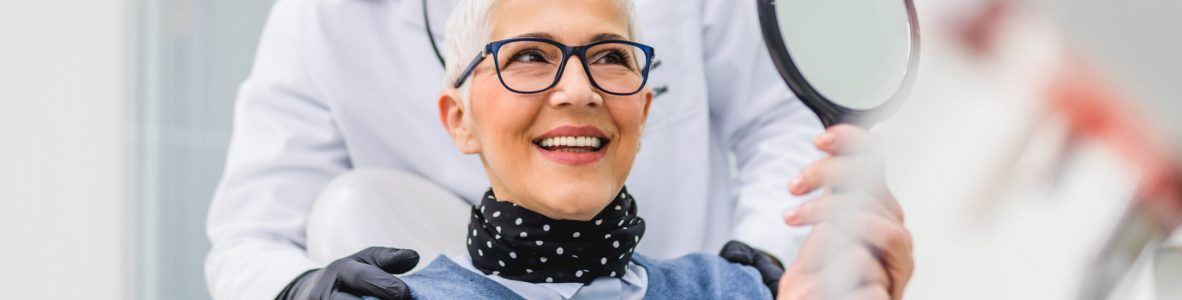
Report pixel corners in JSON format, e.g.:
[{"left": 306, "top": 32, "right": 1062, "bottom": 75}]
[
  {"left": 615, "top": 205, "right": 622, "bottom": 211},
  {"left": 520, "top": 232, "right": 528, "bottom": 238},
  {"left": 572, "top": 232, "right": 581, "bottom": 238},
  {"left": 478, "top": 249, "right": 484, "bottom": 256},
  {"left": 472, "top": 229, "right": 477, "bottom": 237},
  {"left": 618, "top": 220, "right": 624, "bottom": 226},
  {"left": 610, "top": 271, "right": 617, "bottom": 277},
  {"left": 543, "top": 224, "right": 550, "bottom": 231},
  {"left": 510, "top": 252, "right": 517, "bottom": 259},
  {"left": 496, "top": 226, "right": 502, "bottom": 233},
  {"left": 601, "top": 257, "right": 608, "bottom": 265},
  {"left": 498, "top": 260, "right": 505, "bottom": 267},
  {"left": 604, "top": 234, "right": 612, "bottom": 239},
  {"left": 546, "top": 277, "right": 554, "bottom": 283},
  {"left": 629, "top": 247, "right": 634, "bottom": 253},
  {"left": 481, "top": 205, "right": 486, "bottom": 212},
  {"left": 515, "top": 218, "right": 522, "bottom": 225},
  {"left": 634, "top": 236, "right": 639, "bottom": 242},
  {"left": 576, "top": 270, "right": 584, "bottom": 277},
  {"left": 467, "top": 238, "right": 472, "bottom": 245},
  {"left": 495, "top": 234, "right": 501, "bottom": 240},
  {"left": 492, "top": 211, "right": 501, "bottom": 218},
  {"left": 540, "top": 257, "right": 548, "bottom": 263},
  {"left": 526, "top": 268, "right": 533, "bottom": 273},
  {"left": 619, "top": 253, "right": 625, "bottom": 259},
  {"left": 595, "top": 219, "right": 603, "bottom": 225},
  {"left": 556, "top": 247, "right": 564, "bottom": 255},
  {"left": 536, "top": 240, "right": 544, "bottom": 246},
  {"left": 486, "top": 241, "right": 492, "bottom": 248},
  {"left": 613, "top": 241, "right": 620, "bottom": 248}
]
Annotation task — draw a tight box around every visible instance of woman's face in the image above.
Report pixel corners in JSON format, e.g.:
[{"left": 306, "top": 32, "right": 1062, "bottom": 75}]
[{"left": 439, "top": 0, "right": 652, "bottom": 221}]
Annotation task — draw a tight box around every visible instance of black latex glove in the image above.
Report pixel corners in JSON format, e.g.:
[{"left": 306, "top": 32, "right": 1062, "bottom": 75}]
[
  {"left": 276, "top": 247, "right": 420, "bottom": 300},
  {"left": 720, "top": 240, "right": 785, "bottom": 298}
]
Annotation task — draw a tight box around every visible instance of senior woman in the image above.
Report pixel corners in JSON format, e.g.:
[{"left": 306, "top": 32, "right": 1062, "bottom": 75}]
[
  {"left": 279, "top": 0, "right": 913, "bottom": 299},
  {"left": 408, "top": 0, "right": 771, "bottom": 297}
]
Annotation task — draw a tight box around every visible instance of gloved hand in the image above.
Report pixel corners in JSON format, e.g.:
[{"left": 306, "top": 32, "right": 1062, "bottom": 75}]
[
  {"left": 276, "top": 247, "right": 420, "bottom": 300},
  {"left": 720, "top": 240, "right": 785, "bottom": 297}
]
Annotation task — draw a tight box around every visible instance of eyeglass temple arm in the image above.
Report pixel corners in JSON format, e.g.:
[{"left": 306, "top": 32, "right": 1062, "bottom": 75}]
[{"left": 453, "top": 50, "right": 488, "bottom": 88}]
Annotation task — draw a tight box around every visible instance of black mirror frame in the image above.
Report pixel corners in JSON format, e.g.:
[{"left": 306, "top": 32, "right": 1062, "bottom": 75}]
[{"left": 757, "top": 0, "right": 922, "bottom": 127}]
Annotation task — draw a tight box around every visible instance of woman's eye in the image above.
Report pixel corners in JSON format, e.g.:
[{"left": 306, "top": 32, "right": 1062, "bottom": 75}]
[
  {"left": 593, "top": 50, "right": 633, "bottom": 68},
  {"left": 510, "top": 49, "right": 549, "bottom": 64}
]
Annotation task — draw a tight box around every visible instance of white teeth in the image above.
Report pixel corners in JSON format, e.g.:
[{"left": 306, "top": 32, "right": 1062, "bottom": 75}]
[{"left": 539, "top": 136, "right": 604, "bottom": 149}]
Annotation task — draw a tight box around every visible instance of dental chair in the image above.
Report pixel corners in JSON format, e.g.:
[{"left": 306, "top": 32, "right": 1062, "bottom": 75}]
[{"left": 306, "top": 168, "right": 471, "bottom": 273}]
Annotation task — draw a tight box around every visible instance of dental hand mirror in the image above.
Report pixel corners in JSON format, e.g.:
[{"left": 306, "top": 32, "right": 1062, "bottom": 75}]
[{"left": 758, "top": 0, "right": 921, "bottom": 127}]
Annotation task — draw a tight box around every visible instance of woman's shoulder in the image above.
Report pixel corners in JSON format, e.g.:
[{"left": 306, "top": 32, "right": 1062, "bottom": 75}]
[
  {"left": 633, "top": 253, "right": 773, "bottom": 299},
  {"left": 399, "top": 256, "right": 525, "bottom": 300}
]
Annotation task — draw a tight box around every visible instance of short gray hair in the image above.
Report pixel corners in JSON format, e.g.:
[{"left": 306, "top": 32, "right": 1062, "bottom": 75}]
[{"left": 442, "top": 0, "right": 639, "bottom": 103}]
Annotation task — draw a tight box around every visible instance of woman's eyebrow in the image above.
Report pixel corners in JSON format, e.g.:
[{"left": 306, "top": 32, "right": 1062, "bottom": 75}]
[
  {"left": 588, "top": 33, "right": 627, "bottom": 42},
  {"left": 514, "top": 32, "right": 557, "bottom": 40}
]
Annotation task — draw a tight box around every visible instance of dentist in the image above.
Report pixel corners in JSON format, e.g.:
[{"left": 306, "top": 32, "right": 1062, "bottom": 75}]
[{"left": 206, "top": 0, "right": 825, "bottom": 298}]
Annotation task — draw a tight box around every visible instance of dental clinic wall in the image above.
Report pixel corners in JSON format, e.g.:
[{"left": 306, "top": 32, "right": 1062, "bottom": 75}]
[
  {"left": 0, "top": 1, "right": 128, "bottom": 299},
  {"left": 0, "top": 0, "right": 276, "bottom": 298},
  {"left": 132, "top": 0, "right": 276, "bottom": 299}
]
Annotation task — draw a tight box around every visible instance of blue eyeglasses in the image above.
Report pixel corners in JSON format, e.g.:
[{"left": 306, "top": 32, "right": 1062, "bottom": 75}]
[{"left": 453, "top": 38, "right": 655, "bottom": 96}]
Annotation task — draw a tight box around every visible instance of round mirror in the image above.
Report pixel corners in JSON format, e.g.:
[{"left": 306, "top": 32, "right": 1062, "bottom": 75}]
[{"left": 758, "top": 0, "right": 921, "bottom": 127}]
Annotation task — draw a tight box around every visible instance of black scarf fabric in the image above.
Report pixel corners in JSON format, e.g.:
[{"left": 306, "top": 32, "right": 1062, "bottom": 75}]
[{"left": 466, "top": 187, "right": 645, "bottom": 284}]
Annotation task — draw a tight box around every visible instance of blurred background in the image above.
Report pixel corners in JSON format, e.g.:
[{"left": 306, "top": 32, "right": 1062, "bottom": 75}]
[
  {"left": 1, "top": 0, "right": 272, "bottom": 299},
  {"left": 0, "top": 0, "right": 1177, "bottom": 299}
]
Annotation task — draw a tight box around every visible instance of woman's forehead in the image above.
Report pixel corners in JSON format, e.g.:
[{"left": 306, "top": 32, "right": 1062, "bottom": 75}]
[
  {"left": 489, "top": 0, "right": 631, "bottom": 44},
  {"left": 506, "top": 32, "right": 630, "bottom": 44}
]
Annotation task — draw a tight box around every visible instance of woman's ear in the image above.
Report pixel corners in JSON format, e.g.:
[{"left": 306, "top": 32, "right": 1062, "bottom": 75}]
[
  {"left": 636, "top": 88, "right": 654, "bottom": 151},
  {"left": 438, "top": 89, "right": 482, "bottom": 154},
  {"left": 641, "top": 88, "right": 653, "bottom": 124},
  {"left": 639, "top": 88, "right": 654, "bottom": 132}
]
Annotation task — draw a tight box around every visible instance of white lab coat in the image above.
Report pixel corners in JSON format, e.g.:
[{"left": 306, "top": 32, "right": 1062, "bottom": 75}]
[{"left": 204, "top": 0, "right": 824, "bottom": 298}]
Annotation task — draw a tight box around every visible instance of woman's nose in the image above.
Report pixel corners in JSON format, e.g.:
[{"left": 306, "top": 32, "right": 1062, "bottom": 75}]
[{"left": 548, "top": 56, "right": 603, "bottom": 108}]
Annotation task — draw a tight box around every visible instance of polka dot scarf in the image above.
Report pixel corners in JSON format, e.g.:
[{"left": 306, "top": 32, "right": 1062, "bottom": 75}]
[{"left": 466, "top": 187, "right": 645, "bottom": 284}]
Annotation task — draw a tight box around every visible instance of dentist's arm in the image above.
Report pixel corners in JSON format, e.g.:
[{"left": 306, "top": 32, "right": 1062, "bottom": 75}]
[
  {"left": 205, "top": 0, "right": 417, "bottom": 298},
  {"left": 700, "top": 0, "right": 826, "bottom": 263}
]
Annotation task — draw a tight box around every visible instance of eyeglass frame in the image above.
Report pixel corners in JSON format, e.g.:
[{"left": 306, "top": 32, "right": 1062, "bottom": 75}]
[{"left": 452, "top": 37, "right": 656, "bottom": 96}]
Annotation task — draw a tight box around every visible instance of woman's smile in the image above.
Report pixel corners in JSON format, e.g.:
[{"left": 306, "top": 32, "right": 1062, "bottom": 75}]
[{"left": 532, "top": 125, "right": 612, "bottom": 165}]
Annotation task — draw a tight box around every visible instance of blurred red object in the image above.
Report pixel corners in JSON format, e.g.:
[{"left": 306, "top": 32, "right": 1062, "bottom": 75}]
[
  {"left": 1047, "top": 55, "right": 1182, "bottom": 230},
  {"left": 956, "top": 0, "right": 1012, "bottom": 57}
]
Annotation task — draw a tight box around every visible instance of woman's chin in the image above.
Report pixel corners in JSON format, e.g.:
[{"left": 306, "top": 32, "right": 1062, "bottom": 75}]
[{"left": 533, "top": 189, "right": 617, "bottom": 221}]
